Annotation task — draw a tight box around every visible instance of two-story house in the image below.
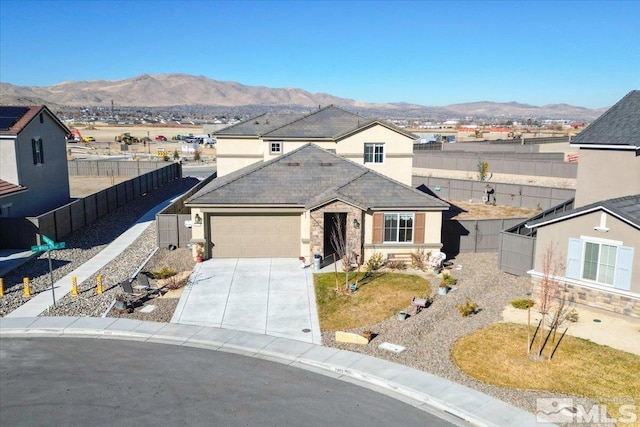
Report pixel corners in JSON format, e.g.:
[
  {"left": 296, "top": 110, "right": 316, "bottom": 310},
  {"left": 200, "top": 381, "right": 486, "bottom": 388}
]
[
  {"left": 0, "top": 105, "right": 71, "bottom": 219},
  {"left": 214, "top": 105, "right": 416, "bottom": 185},
  {"left": 525, "top": 90, "right": 640, "bottom": 318},
  {"left": 186, "top": 144, "right": 448, "bottom": 262}
]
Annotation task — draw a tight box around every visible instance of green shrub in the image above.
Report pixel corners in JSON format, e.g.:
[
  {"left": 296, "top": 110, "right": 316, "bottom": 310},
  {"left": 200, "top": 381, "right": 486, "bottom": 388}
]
[
  {"left": 511, "top": 298, "right": 535, "bottom": 310},
  {"left": 152, "top": 266, "right": 176, "bottom": 279},
  {"left": 456, "top": 298, "right": 479, "bottom": 317},
  {"left": 365, "top": 253, "right": 384, "bottom": 273},
  {"left": 440, "top": 272, "right": 457, "bottom": 287}
]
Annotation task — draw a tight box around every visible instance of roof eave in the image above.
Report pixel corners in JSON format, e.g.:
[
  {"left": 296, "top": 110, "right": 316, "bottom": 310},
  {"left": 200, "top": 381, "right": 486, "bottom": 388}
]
[{"left": 526, "top": 205, "right": 640, "bottom": 230}]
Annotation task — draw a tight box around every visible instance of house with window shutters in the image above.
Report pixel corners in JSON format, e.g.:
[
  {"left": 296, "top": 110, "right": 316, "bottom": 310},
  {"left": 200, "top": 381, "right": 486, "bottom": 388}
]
[
  {"left": 525, "top": 90, "right": 640, "bottom": 318},
  {"left": 0, "top": 105, "right": 71, "bottom": 219},
  {"left": 213, "top": 105, "right": 417, "bottom": 185},
  {"left": 186, "top": 144, "right": 448, "bottom": 262}
]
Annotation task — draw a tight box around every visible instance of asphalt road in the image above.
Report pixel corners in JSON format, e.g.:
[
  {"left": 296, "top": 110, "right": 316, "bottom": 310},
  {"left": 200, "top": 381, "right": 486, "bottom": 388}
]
[{"left": 0, "top": 338, "right": 457, "bottom": 427}]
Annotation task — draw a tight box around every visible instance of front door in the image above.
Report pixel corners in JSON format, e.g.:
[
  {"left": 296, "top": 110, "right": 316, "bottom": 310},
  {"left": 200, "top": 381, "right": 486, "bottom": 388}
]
[{"left": 323, "top": 212, "right": 346, "bottom": 264}]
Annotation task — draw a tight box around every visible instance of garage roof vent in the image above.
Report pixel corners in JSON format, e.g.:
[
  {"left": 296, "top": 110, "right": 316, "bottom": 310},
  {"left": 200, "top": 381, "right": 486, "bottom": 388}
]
[
  {"left": 287, "top": 162, "right": 300, "bottom": 166},
  {"left": 320, "top": 162, "right": 333, "bottom": 166}
]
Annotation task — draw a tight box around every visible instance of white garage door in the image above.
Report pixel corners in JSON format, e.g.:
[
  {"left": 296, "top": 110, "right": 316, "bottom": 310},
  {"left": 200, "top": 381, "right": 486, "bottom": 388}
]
[{"left": 209, "top": 213, "right": 301, "bottom": 258}]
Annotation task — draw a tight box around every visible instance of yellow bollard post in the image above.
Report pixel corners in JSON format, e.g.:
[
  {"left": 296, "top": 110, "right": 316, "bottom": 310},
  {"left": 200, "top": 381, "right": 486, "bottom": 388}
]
[
  {"left": 71, "top": 276, "right": 78, "bottom": 296},
  {"left": 0, "top": 278, "right": 4, "bottom": 297},
  {"left": 96, "top": 276, "right": 103, "bottom": 295},
  {"left": 23, "top": 277, "right": 31, "bottom": 298}
]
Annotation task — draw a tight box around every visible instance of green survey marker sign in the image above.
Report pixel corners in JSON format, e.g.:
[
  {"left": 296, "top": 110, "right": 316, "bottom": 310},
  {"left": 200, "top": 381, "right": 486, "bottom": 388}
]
[{"left": 31, "top": 235, "right": 66, "bottom": 306}]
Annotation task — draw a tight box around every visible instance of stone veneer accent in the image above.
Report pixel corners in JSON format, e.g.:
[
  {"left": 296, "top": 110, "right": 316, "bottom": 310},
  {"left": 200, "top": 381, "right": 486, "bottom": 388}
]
[
  {"left": 531, "top": 278, "right": 640, "bottom": 319},
  {"left": 310, "top": 201, "right": 363, "bottom": 264}
]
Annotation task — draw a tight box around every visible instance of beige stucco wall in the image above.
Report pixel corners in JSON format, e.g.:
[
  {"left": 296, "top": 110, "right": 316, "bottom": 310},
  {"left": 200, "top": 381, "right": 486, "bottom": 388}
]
[
  {"left": 574, "top": 148, "right": 640, "bottom": 207},
  {"left": 362, "top": 210, "right": 444, "bottom": 262},
  {"left": 334, "top": 126, "right": 414, "bottom": 185},
  {"left": 217, "top": 124, "right": 415, "bottom": 185},
  {"left": 533, "top": 211, "right": 639, "bottom": 295},
  {"left": 216, "top": 136, "right": 264, "bottom": 176}
]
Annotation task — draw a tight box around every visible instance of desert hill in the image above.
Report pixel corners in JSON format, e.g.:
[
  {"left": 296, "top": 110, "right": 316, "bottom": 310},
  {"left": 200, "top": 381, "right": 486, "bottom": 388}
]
[{"left": 0, "top": 73, "right": 606, "bottom": 120}]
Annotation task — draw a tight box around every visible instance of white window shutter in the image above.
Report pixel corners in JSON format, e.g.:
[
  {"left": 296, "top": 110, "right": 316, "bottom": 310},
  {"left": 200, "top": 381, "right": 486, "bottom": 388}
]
[
  {"left": 614, "top": 246, "right": 634, "bottom": 290},
  {"left": 566, "top": 238, "right": 582, "bottom": 280}
]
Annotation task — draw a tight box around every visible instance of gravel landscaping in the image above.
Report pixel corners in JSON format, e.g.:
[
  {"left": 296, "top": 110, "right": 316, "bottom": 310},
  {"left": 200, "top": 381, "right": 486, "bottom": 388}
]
[
  {"left": 0, "top": 177, "right": 199, "bottom": 317},
  {"left": 321, "top": 254, "right": 603, "bottom": 416}
]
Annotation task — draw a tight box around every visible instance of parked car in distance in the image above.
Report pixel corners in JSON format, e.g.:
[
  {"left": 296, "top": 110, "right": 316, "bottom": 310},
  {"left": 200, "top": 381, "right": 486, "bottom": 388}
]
[
  {"left": 155, "top": 135, "right": 167, "bottom": 141},
  {"left": 82, "top": 136, "right": 95, "bottom": 142}
]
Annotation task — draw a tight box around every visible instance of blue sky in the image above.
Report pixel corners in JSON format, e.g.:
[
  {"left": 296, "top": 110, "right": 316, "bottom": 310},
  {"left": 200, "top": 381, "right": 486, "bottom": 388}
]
[{"left": 1, "top": 0, "right": 638, "bottom": 108}]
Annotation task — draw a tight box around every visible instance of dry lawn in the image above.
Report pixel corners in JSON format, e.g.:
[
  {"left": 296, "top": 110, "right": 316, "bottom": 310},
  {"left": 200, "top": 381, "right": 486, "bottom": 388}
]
[
  {"left": 447, "top": 200, "right": 540, "bottom": 220},
  {"left": 452, "top": 322, "right": 640, "bottom": 422},
  {"left": 314, "top": 271, "right": 432, "bottom": 330}
]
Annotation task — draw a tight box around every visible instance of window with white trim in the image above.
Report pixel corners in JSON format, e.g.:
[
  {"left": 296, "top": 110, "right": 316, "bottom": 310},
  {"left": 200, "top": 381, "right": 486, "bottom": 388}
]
[
  {"left": 383, "top": 213, "right": 413, "bottom": 243},
  {"left": 566, "top": 237, "right": 634, "bottom": 290},
  {"left": 364, "top": 143, "right": 384, "bottom": 163},
  {"left": 583, "top": 241, "right": 616, "bottom": 284},
  {"left": 269, "top": 141, "right": 282, "bottom": 154},
  {"left": 32, "top": 138, "right": 44, "bottom": 164}
]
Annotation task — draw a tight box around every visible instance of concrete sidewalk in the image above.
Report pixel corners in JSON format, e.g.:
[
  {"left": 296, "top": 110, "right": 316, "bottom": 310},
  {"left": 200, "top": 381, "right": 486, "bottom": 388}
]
[
  {"left": 5, "top": 193, "right": 183, "bottom": 318},
  {"left": 0, "top": 316, "right": 554, "bottom": 427},
  {"left": 171, "top": 258, "right": 322, "bottom": 345}
]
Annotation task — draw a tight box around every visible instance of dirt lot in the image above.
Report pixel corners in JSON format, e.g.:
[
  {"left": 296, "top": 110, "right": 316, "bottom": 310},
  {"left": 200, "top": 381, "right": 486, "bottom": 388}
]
[
  {"left": 68, "top": 124, "right": 203, "bottom": 143},
  {"left": 446, "top": 200, "right": 539, "bottom": 220}
]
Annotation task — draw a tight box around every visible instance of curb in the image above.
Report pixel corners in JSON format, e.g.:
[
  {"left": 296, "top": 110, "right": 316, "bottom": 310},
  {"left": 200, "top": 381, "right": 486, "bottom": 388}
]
[{"left": 0, "top": 316, "right": 554, "bottom": 427}]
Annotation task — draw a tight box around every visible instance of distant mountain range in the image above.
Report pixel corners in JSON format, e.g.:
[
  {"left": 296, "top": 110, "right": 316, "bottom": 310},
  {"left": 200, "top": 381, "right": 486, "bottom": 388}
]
[{"left": 0, "top": 73, "right": 607, "bottom": 121}]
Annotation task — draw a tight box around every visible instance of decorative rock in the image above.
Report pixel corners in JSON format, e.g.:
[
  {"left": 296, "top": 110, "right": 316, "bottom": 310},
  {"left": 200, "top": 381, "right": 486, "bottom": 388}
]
[
  {"left": 335, "top": 331, "right": 369, "bottom": 345},
  {"left": 378, "top": 342, "right": 406, "bottom": 354}
]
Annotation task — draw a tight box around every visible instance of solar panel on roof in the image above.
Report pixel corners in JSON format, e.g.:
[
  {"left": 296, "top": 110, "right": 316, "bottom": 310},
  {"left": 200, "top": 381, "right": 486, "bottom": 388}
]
[{"left": 0, "top": 106, "right": 30, "bottom": 131}]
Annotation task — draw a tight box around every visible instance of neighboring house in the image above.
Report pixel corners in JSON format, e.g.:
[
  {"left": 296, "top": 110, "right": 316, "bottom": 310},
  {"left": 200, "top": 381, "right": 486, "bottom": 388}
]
[
  {"left": 0, "top": 105, "right": 71, "bottom": 218},
  {"left": 186, "top": 144, "right": 448, "bottom": 262},
  {"left": 525, "top": 90, "right": 640, "bottom": 318},
  {"left": 214, "top": 105, "right": 417, "bottom": 185}
]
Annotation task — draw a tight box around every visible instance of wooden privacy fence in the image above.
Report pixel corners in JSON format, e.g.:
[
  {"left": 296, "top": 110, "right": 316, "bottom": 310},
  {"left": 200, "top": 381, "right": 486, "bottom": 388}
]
[
  {"left": 0, "top": 163, "right": 182, "bottom": 249},
  {"left": 413, "top": 152, "right": 577, "bottom": 179},
  {"left": 156, "top": 173, "right": 217, "bottom": 248},
  {"left": 442, "top": 217, "right": 528, "bottom": 256},
  {"left": 67, "top": 160, "right": 170, "bottom": 177},
  {"left": 497, "top": 198, "right": 575, "bottom": 276},
  {"left": 413, "top": 176, "right": 575, "bottom": 211}
]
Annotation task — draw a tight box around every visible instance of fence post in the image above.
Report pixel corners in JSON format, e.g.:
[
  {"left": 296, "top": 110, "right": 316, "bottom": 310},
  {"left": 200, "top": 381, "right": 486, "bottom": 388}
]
[
  {"left": 71, "top": 276, "right": 78, "bottom": 296},
  {"left": 23, "top": 278, "right": 31, "bottom": 298}
]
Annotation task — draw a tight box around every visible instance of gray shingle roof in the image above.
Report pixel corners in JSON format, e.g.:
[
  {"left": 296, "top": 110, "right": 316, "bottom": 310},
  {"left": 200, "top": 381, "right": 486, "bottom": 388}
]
[
  {"left": 214, "top": 113, "right": 305, "bottom": 136},
  {"left": 213, "top": 105, "right": 417, "bottom": 141},
  {"left": 571, "top": 90, "right": 640, "bottom": 147},
  {"left": 186, "top": 144, "right": 448, "bottom": 210},
  {"left": 526, "top": 193, "right": 640, "bottom": 229}
]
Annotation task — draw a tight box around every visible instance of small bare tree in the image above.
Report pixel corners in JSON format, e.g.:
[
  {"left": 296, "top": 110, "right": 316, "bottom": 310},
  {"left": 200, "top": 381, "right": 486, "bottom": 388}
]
[
  {"left": 329, "top": 214, "right": 357, "bottom": 293},
  {"left": 534, "top": 242, "right": 565, "bottom": 358}
]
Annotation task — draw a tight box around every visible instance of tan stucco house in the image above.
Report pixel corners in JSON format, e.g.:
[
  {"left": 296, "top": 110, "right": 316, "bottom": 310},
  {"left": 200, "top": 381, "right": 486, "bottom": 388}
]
[
  {"left": 0, "top": 105, "right": 70, "bottom": 218},
  {"left": 214, "top": 105, "right": 417, "bottom": 186},
  {"left": 186, "top": 144, "right": 448, "bottom": 263},
  {"left": 526, "top": 90, "right": 640, "bottom": 317}
]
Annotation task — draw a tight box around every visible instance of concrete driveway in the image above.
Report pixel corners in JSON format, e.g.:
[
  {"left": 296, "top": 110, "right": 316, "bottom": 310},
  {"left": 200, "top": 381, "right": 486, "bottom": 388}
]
[{"left": 171, "top": 258, "right": 322, "bottom": 344}]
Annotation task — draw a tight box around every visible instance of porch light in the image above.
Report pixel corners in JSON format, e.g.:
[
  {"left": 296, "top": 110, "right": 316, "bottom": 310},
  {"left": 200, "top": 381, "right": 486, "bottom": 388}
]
[
  {"left": 353, "top": 218, "right": 360, "bottom": 229},
  {"left": 194, "top": 214, "right": 202, "bottom": 225}
]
